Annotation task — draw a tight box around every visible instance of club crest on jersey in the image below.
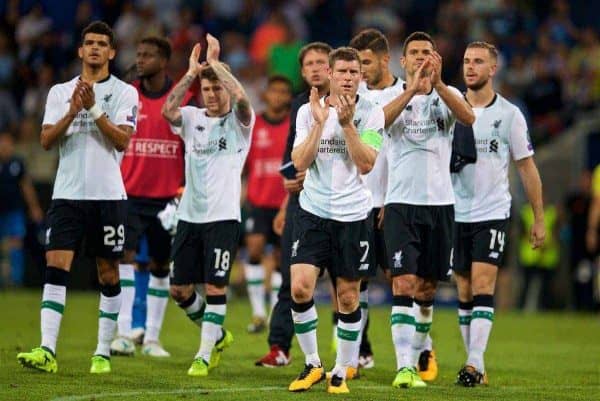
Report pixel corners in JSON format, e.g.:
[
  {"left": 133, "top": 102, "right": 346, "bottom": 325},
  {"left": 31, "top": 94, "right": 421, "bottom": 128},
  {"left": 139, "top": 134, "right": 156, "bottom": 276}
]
[
  {"left": 353, "top": 118, "right": 362, "bottom": 127},
  {"left": 103, "top": 93, "right": 112, "bottom": 103},
  {"left": 491, "top": 119, "right": 502, "bottom": 137},
  {"left": 432, "top": 97, "right": 440, "bottom": 107}
]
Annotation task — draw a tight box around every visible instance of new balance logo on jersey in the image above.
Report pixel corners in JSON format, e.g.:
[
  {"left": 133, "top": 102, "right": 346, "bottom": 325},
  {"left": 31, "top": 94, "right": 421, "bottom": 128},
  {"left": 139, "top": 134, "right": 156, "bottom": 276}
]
[
  {"left": 219, "top": 137, "right": 227, "bottom": 150},
  {"left": 353, "top": 118, "right": 362, "bottom": 127},
  {"left": 489, "top": 139, "right": 498, "bottom": 153},
  {"left": 291, "top": 240, "right": 299, "bottom": 258},
  {"left": 489, "top": 251, "right": 499, "bottom": 259},
  {"left": 405, "top": 105, "right": 412, "bottom": 111},
  {"left": 195, "top": 125, "right": 205, "bottom": 132},
  {"left": 215, "top": 270, "right": 226, "bottom": 277},
  {"left": 393, "top": 251, "right": 403, "bottom": 268}
]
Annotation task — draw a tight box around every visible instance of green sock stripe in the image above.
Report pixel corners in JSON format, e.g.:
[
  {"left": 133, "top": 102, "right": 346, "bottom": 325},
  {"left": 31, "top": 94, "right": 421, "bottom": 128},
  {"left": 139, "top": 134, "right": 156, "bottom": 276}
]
[
  {"left": 247, "top": 279, "right": 264, "bottom": 285},
  {"left": 472, "top": 310, "right": 494, "bottom": 321},
  {"left": 41, "top": 300, "right": 64, "bottom": 314},
  {"left": 391, "top": 313, "right": 415, "bottom": 326},
  {"left": 203, "top": 312, "right": 225, "bottom": 325},
  {"left": 337, "top": 327, "right": 360, "bottom": 341},
  {"left": 187, "top": 311, "right": 204, "bottom": 322},
  {"left": 120, "top": 279, "right": 135, "bottom": 287},
  {"left": 294, "top": 319, "right": 318, "bottom": 334},
  {"left": 459, "top": 315, "right": 472, "bottom": 325},
  {"left": 99, "top": 310, "right": 118, "bottom": 321},
  {"left": 415, "top": 322, "right": 432, "bottom": 333},
  {"left": 147, "top": 288, "right": 169, "bottom": 298},
  {"left": 272, "top": 287, "right": 280, "bottom": 292},
  {"left": 360, "top": 301, "right": 368, "bottom": 309}
]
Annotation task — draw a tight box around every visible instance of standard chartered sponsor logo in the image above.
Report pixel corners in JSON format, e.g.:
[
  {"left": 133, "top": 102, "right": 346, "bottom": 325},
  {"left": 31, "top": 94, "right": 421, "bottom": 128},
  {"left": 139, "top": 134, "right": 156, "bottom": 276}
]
[
  {"left": 402, "top": 118, "right": 438, "bottom": 140},
  {"left": 318, "top": 137, "right": 348, "bottom": 156}
]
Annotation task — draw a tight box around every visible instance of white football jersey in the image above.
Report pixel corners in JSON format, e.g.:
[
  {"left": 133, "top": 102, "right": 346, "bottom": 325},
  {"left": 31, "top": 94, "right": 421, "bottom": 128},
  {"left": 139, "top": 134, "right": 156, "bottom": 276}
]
[
  {"left": 294, "top": 95, "right": 385, "bottom": 222},
  {"left": 171, "top": 106, "right": 255, "bottom": 224},
  {"left": 452, "top": 94, "right": 533, "bottom": 222},
  {"left": 359, "top": 77, "right": 405, "bottom": 208},
  {"left": 43, "top": 75, "right": 138, "bottom": 200},
  {"left": 385, "top": 85, "right": 462, "bottom": 206}
]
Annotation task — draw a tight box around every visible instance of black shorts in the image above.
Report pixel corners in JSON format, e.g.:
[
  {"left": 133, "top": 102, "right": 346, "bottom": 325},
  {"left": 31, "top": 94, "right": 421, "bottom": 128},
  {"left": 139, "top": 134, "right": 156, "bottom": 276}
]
[
  {"left": 124, "top": 197, "right": 172, "bottom": 264},
  {"left": 369, "top": 207, "right": 388, "bottom": 274},
  {"left": 245, "top": 205, "right": 279, "bottom": 245},
  {"left": 452, "top": 219, "right": 509, "bottom": 272},
  {"left": 170, "top": 220, "right": 241, "bottom": 286},
  {"left": 384, "top": 203, "right": 454, "bottom": 281},
  {"left": 45, "top": 199, "right": 127, "bottom": 259},
  {"left": 290, "top": 208, "right": 371, "bottom": 280}
]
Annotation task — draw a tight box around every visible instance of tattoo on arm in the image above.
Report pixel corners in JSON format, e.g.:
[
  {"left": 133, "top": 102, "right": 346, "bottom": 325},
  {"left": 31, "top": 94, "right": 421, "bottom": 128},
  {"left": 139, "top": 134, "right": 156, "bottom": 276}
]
[
  {"left": 163, "top": 74, "right": 194, "bottom": 125},
  {"left": 209, "top": 61, "right": 252, "bottom": 124}
]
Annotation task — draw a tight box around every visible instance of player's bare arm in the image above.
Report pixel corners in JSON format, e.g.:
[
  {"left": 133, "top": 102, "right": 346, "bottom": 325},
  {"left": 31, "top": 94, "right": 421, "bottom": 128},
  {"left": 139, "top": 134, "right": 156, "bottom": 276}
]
[
  {"left": 429, "top": 51, "right": 475, "bottom": 125},
  {"left": 205, "top": 34, "right": 253, "bottom": 126},
  {"left": 40, "top": 81, "right": 85, "bottom": 150},
  {"left": 162, "top": 43, "right": 204, "bottom": 126},
  {"left": 336, "top": 94, "right": 376, "bottom": 174},
  {"left": 382, "top": 61, "right": 430, "bottom": 128},
  {"left": 516, "top": 156, "right": 546, "bottom": 249},
  {"left": 291, "top": 87, "right": 327, "bottom": 171},
  {"left": 77, "top": 81, "right": 132, "bottom": 152}
]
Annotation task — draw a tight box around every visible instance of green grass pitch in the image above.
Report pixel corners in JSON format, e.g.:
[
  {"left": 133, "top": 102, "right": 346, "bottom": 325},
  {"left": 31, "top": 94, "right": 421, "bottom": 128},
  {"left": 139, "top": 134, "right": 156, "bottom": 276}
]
[{"left": 1, "top": 289, "right": 598, "bottom": 401}]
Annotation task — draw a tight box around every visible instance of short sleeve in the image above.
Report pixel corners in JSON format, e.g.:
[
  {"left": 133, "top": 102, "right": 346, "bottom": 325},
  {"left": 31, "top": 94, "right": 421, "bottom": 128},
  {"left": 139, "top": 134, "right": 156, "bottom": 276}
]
[
  {"left": 235, "top": 108, "right": 256, "bottom": 139},
  {"left": 509, "top": 108, "right": 534, "bottom": 161},
  {"left": 114, "top": 85, "right": 139, "bottom": 129},
  {"left": 293, "top": 103, "right": 311, "bottom": 148},
  {"left": 444, "top": 85, "right": 464, "bottom": 126},
  {"left": 169, "top": 106, "right": 195, "bottom": 138},
  {"left": 360, "top": 105, "right": 385, "bottom": 151},
  {"left": 42, "top": 85, "right": 63, "bottom": 126}
]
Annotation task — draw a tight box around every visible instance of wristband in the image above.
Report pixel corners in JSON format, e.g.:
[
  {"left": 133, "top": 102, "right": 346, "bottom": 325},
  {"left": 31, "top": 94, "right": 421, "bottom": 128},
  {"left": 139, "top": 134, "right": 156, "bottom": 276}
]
[{"left": 88, "top": 104, "right": 104, "bottom": 120}]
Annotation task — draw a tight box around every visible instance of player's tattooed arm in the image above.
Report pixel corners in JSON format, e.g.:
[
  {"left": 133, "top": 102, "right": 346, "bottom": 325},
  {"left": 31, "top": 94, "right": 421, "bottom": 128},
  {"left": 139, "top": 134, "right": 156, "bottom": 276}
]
[
  {"left": 206, "top": 34, "right": 253, "bottom": 126},
  {"left": 162, "top": 43, "right": 204, "bottom": 126}
]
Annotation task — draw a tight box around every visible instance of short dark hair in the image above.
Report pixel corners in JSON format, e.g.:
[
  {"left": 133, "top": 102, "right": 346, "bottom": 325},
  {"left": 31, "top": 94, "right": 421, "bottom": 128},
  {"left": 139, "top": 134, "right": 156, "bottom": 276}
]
[
  {"left": 139, "top": 36, "right": 172, "bottom": 60},
  {"left": 466, "top": 41, "right": 498, "bottom": 60},
  {"left": 328, "top": 46, "right": 361, "bottom": 67},
  {"left": 199, "top": 63, "right": 231, "bottom": 82},
  {"left": 81, "top": 21, "right": 115, "bottom": 48},
  {"left": 349, "top": 29, "right": 389, "bottom": 54},
  {"left": 402, "top": 31, "right": 436, "bottom": 56},
  {"left": 298, "top": 42, "right": 332, "bottom": 66},
  {"left": 267, "top": 75, "right": 293, "bottom": 93}
]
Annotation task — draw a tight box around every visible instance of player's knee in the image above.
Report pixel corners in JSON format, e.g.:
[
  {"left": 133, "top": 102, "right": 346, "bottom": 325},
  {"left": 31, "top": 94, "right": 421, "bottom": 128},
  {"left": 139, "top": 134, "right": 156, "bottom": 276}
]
[
  {"left": 170, "top": 285, "right": 192, "bottom": 303},
  {"left": 98, "top": 268, "right": 119, "bottom": 286},
  {"left": 471, "top": 276, "right": 495, "bottom": 295},
  {"left": 337, "top": 288, "right": 359, "bottom": 312},
  {"left": 291, "top": 280, "right": 313, "bottom": 303},
  {"left": 392, "top": 275, "right": 415, "bottom": 295}
]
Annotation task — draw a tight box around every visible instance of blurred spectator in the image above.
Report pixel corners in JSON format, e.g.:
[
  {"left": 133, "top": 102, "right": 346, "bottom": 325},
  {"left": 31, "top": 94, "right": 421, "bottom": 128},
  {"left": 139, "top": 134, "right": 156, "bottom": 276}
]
[
  {"left": 15, "top": 4, "right": 52, "bottom": 62},
  {"left": 0, "top": 88, "right": 19, "bottom": 133},
  {"left": 249, "top": 10, "right": 287, "bottom": 69},
  {"left": 565, "top": 170, "right": 597, "bottom": 310},
  {"left": 169, "top": 7, "right": 203, "bottom": 53},
  {"left": 114, "top": 1, "right": 141, "bottom": 74},
  {"left": 22, "top": 63, "right": 54, "bottom": 121},
  {"left": 518, "top": 204, "right": 560, "bottom": 310},
  {"left": 503, "top": 53, "right": 535, "bottom": 97},
  {"left": 354, "top": 0, "right": 403, "bottom": 36},
  {"left": 268, "top": 19, "right": 304, "bottom": 93},
  {"left": 0, "top": 31, "right": 15, "bottom": 87},
  {"left": 542, "top": 0, "right": 579, "bottom": 47},
  {"left": 0, "top": 131, "right": 43, "bottom": 287},
  {"left": 14, "top": 118, "right": 58, "bottom": 210}
]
